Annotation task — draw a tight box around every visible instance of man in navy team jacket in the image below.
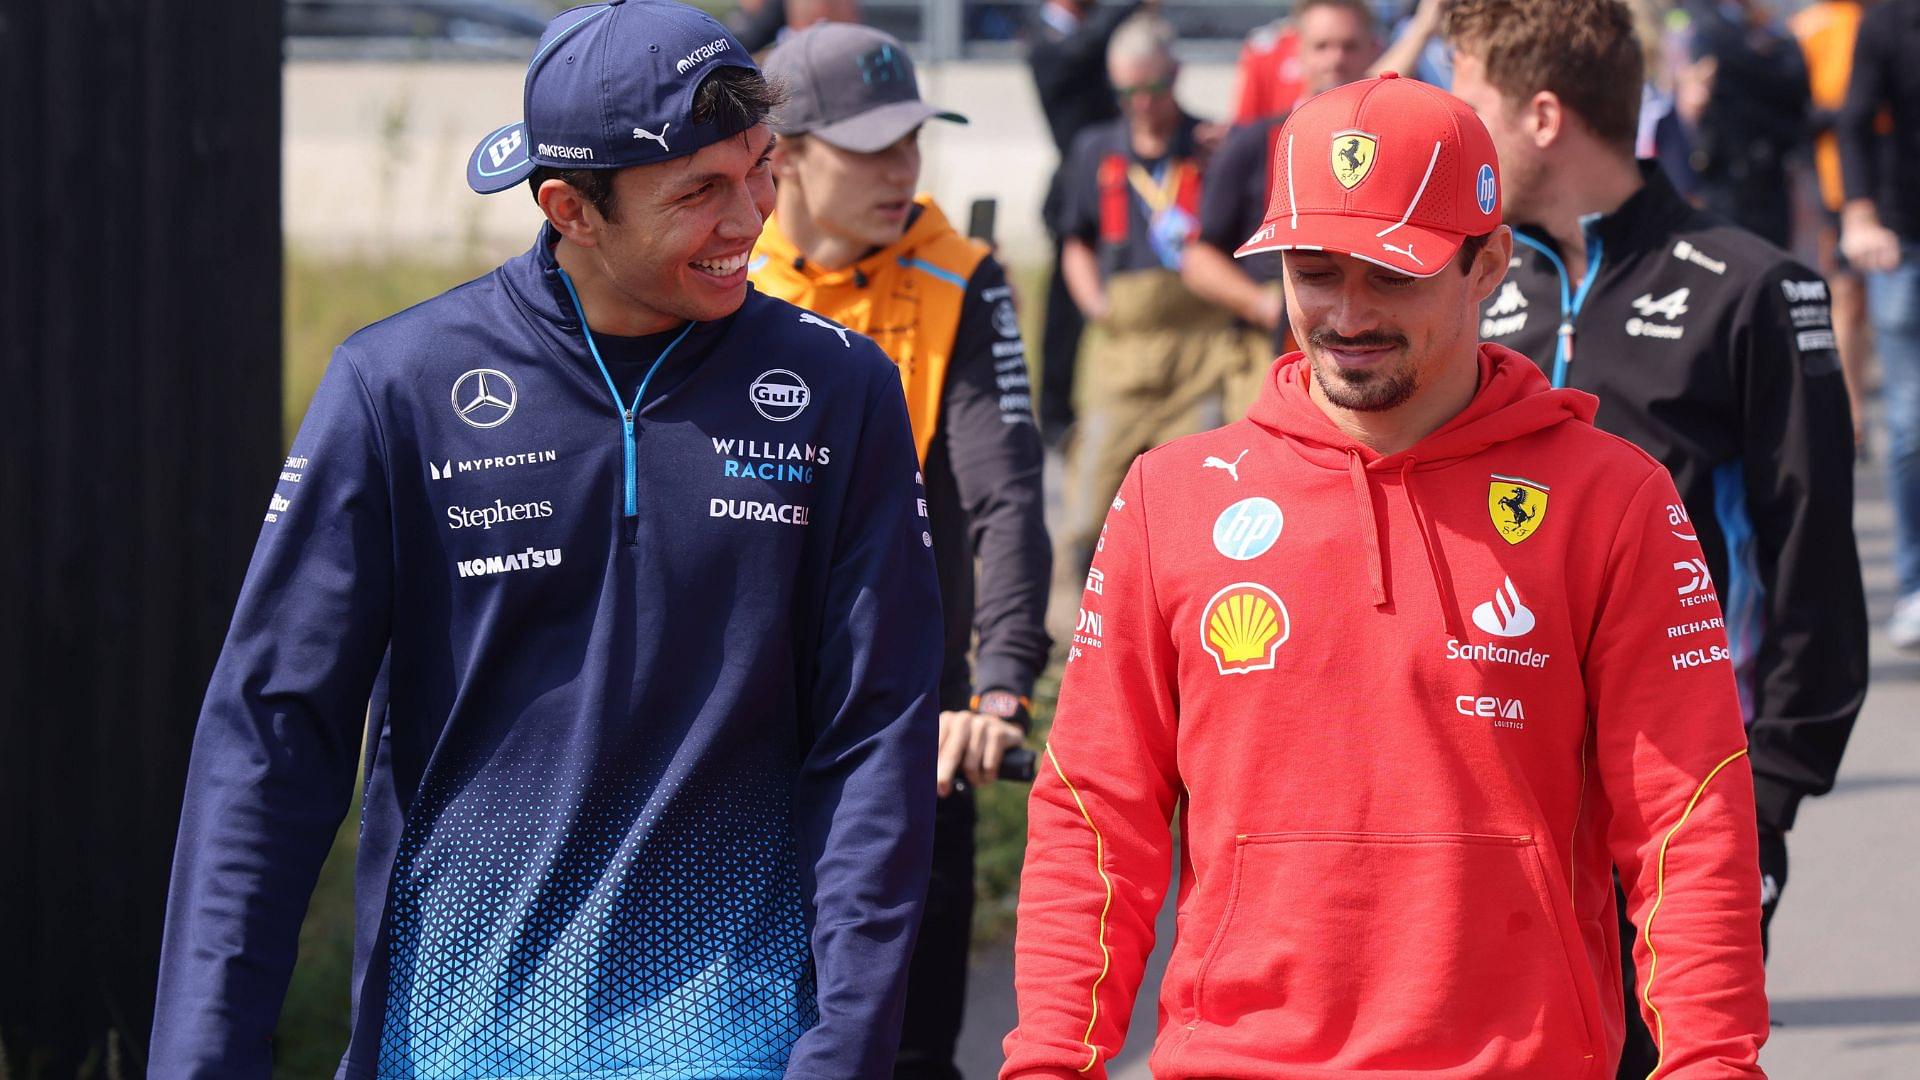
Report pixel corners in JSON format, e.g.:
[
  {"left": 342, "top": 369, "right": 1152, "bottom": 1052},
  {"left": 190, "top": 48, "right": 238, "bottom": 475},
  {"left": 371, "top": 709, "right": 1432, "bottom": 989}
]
[{"left": 150, "top": 3, "right": 942, "bottom": 1076}]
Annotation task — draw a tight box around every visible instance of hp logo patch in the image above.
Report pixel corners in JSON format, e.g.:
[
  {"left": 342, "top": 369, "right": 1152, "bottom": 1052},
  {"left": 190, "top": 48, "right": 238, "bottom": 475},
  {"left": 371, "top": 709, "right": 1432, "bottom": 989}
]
[
  {"left": 1476, "top": 163, "right": 1497, "bottom": 215},
  {"left": 750, "top": 369, "right": 811, "bottom": 422},
  {"left": 1212, "top": 497, "right": 1284, "bottom": 561}
]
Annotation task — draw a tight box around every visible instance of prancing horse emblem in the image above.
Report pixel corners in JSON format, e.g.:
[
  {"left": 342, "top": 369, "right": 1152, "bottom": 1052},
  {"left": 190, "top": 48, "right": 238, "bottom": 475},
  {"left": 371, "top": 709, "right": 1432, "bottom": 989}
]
[
  {"left": 1331, "top": 130, "right": 1379, "bottom": 190},
  {"left": 1486, "top": 474, "right": 1550, "bottom": 545}
]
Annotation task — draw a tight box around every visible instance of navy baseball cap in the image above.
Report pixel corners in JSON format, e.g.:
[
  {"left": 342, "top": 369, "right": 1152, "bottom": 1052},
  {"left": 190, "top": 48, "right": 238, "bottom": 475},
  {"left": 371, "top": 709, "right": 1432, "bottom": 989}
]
[{"left": 467, "top": 0, "right": 760, "bottom": 195}]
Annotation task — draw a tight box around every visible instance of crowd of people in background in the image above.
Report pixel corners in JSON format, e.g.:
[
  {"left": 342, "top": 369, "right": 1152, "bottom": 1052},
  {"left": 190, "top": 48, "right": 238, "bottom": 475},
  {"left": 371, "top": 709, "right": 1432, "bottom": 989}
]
[{"left": 1005, "top": 0, "right": 1897, "bottom": 598}]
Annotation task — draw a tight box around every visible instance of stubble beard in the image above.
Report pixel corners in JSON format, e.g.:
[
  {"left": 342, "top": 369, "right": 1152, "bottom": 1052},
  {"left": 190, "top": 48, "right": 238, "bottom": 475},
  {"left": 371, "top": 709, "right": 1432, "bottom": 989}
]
[{"left": 1307, "top": 331, "right": 1418, "bottom": 412}]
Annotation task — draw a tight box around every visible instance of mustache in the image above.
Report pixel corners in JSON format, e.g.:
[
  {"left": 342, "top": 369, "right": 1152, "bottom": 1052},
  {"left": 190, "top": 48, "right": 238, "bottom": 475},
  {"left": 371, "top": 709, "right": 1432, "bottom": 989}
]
[{"left": 1307, "top": 329, "right": 1408, "bottom": 351}]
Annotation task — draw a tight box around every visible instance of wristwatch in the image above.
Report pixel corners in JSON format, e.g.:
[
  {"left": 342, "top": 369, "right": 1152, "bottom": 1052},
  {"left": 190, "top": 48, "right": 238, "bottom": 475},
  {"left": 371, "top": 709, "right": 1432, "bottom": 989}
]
[{"left": 971, "top": 689, "right": 1032, "bottom": 732}]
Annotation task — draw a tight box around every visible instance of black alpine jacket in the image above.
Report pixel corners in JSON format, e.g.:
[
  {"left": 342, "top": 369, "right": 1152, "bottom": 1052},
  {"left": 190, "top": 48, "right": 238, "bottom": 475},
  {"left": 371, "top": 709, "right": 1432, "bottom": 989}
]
[{"left": 1480, "top": 166, "right": 1867, "bottom": 831}]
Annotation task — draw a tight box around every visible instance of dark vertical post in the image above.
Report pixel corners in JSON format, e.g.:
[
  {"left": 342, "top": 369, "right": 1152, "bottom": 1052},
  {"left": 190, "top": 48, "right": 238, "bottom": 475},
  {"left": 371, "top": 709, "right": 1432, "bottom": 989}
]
[{"left": 0, "top": 0, "right": 282, "bottom": 1069}]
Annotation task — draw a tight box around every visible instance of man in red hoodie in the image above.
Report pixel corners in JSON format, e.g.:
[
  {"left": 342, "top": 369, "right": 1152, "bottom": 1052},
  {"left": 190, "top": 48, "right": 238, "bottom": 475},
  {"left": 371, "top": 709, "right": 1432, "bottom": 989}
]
[{"left": 1002, "top": 73, "right": 1769, "bottom": 1078}]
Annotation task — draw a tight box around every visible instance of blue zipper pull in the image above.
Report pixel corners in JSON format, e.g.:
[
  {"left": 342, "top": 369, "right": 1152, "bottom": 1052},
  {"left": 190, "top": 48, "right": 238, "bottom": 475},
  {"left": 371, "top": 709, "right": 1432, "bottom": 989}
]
[
  {"left": 555, "top": 264, "right": 694, "bottom": 527},
  {"left": 622, "top": 407, "right": 637, "bottom": 516}
]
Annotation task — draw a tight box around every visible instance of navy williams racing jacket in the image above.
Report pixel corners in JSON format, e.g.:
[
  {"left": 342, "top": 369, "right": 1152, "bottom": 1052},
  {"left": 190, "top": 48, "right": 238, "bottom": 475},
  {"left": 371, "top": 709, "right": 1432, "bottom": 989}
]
[{"left": 151, "top": 225, "right": 942, "bottom": 1079}]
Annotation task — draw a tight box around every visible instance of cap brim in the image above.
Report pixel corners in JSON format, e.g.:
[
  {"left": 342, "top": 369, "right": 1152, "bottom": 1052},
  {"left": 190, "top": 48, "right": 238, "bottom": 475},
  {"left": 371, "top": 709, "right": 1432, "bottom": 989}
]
[
  {"left": 803, "top": 100, "right": 967, "bottom": 153},
  {"left": 1235, "top": 211, "right": 1465, "bottom": 279},
  {"left": 467, "top": 120, "right": 536, "bottom": 195}
]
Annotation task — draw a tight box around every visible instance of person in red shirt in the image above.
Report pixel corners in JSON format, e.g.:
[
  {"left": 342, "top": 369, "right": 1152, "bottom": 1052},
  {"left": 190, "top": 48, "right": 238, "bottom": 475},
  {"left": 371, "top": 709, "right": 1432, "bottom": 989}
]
[
  {"left": 1230, "top": 0, "right": 1377, "bottom": 123},
  {"left": 1002, "top": 74, "right": 1769, "bottom": 1078},
  {"left": 1229, "top": 16, "right": 1302, "bottom": 124}
]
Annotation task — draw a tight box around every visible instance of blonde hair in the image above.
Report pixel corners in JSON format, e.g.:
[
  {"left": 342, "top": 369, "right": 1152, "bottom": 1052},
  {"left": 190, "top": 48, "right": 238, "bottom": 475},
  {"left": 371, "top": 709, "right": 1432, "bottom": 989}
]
[{"left": 1107, "top": 13, "right": 1176, "bottom": 68}]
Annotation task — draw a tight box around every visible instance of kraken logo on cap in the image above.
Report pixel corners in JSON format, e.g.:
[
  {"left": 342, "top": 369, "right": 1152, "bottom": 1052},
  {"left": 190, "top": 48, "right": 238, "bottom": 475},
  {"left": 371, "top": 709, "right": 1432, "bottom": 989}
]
[
  {"left": 1330, "top": 129, "right": 1378, "bottom": 190},
  {"left": 1201, "top": 582, "right": 1291, "bottom": 675}
]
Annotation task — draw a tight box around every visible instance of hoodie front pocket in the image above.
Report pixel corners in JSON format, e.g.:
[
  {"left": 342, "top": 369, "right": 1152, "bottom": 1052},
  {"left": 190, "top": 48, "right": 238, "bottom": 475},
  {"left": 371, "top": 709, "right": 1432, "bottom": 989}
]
[{"left": 1190, "top": 830, "right": 1594, "bottom": 1071}]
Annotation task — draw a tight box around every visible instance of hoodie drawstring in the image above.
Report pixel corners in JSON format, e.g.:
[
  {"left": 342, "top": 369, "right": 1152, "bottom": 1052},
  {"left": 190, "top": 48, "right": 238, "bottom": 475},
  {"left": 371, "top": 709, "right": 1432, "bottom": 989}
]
[
  {"left": 1345, "top": 450, "right": 1466, "bottom": 635},
  {"left": 1401, "top": 456, "right": 1467, "bottom": 640},
  {"left": 1347, "top": 450, "right": 1389, "bottom": 608}
]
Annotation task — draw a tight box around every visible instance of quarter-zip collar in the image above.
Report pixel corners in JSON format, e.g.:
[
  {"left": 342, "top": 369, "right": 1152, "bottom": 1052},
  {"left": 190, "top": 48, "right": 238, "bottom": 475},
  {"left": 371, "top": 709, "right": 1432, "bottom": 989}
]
[
  {"left": 1511, "top": 162, "right": 1693, "bottom": 270},
  {"left": 1509, "top": 164, "right": 1694, "bottom": 387},
  {"left": 498, "top": 223, "right": 739, "bottom": 535},
  {"left": 499, "top": 222, "right": 736, "bottom": 403}
]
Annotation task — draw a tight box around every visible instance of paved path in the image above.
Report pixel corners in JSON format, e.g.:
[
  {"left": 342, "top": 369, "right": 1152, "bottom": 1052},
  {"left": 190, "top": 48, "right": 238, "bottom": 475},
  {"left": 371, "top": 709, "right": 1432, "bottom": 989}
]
[{"left": 959, "top": 453, "right": 1920, "bottom": 1078}]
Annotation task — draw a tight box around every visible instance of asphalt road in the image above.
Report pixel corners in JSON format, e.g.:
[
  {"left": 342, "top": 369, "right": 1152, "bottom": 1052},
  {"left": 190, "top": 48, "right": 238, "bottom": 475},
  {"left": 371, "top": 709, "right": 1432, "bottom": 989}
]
[{"left": 956, "top": 450, "right": 1920, "bottom": 1078}]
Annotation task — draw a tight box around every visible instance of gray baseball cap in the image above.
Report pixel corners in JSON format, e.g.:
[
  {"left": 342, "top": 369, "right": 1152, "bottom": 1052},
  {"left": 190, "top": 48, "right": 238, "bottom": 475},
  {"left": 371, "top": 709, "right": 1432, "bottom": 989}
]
[{"left": 762, "top": 23, "right": 966, "bottom": 152}]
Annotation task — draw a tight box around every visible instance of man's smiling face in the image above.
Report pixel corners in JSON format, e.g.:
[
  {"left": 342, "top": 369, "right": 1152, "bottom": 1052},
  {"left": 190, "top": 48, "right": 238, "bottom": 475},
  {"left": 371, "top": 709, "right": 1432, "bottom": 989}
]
[{"left": 588, "top": 125, "right": 779, "bottom": 326}]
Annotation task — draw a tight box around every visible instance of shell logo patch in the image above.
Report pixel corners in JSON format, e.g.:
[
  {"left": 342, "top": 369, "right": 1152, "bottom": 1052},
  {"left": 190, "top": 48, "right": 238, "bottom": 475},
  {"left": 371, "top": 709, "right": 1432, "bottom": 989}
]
[
  {"left": 1331, "top": 130, "right": 1378, "bottom": 190},
  {"left": 1202, "top": 582, "right": 1290, "bottom": 675},
  {"left": 1488, "top": 474, "right": 1550, "bottom": 545}
]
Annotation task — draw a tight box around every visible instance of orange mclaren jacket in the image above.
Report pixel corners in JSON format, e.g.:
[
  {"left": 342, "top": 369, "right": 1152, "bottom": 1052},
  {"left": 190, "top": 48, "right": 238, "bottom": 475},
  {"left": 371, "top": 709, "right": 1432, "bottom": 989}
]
[
  {"left": 751, "top": 196, "right": 1051, "bottom": 709},
  {"left": 1003, "top": 346, "right": 1768, "bottom": 1078}
]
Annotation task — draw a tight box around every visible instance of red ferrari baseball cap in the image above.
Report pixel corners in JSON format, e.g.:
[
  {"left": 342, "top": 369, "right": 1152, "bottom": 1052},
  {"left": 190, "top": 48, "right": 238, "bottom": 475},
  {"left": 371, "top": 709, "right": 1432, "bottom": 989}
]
[{"left": 1235, "top": 72, "right": 1502, "bottom": 279}]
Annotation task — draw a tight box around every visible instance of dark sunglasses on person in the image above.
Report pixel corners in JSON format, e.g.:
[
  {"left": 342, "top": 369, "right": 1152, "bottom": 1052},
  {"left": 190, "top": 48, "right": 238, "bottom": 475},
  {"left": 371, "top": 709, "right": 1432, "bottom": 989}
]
[{"left": 1114, "top": 78, "right": 1171, "bottom": 100}]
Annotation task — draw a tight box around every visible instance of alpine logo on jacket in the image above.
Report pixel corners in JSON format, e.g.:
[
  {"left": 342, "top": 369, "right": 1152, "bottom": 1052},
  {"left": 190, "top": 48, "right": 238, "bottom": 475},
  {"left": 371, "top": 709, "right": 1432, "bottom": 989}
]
[{"left": 1626, "top": 288, "right": 1689, "bottom": 340}]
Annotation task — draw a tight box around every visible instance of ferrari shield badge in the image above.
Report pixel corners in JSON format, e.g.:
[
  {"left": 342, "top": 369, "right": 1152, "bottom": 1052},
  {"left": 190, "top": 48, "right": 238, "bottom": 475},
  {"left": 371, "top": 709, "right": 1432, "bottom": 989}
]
[
  {"left": 1488, "top": 474, "right": 1549, "bottom": 545},
  {"left": 1330, "top": 130, "right": 1378, "bottom": 190}
]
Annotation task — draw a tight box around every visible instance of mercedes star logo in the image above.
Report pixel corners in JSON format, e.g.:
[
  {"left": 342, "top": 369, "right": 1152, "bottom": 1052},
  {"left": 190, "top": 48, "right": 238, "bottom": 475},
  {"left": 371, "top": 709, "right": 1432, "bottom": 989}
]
[{"left": 452, "top": 368, "right": 517, "bottom": 429}]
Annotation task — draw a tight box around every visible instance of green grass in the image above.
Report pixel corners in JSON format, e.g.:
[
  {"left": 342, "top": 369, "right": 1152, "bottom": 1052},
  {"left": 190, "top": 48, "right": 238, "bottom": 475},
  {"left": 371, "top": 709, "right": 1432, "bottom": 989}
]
[
  {"left": 283, "top": 253, "right": 494, "bottom": 449},
  {"left": 272, "top": 250, "right": 1062, "bottom": 1067}
]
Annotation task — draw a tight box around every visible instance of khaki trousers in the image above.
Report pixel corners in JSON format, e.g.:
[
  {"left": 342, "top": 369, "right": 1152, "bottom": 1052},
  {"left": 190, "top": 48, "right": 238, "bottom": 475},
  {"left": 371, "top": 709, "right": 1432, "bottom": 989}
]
[{"left": 1054, "top": 269, "right": 1237, "bottom": 613}]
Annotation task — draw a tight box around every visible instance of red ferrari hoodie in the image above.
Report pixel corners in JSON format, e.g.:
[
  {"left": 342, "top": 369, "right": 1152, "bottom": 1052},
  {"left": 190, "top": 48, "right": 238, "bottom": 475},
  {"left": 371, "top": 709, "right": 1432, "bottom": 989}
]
[{"left": 1004, "top": 346, "right": 1767, "bottom": 1078}]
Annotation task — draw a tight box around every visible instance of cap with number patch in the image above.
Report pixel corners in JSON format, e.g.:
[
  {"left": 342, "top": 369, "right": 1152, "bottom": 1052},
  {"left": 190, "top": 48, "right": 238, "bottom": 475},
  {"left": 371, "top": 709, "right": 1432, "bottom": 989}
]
[
  {"left": 1235, "top": 73, "right": 1502, "bottom": 278},
  {"left": 466, "top": 0, "right": 760, "bottom": 195}
]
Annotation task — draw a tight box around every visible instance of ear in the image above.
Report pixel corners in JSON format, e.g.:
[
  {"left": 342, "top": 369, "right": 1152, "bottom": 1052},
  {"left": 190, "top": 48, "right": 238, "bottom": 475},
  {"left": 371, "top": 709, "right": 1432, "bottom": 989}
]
[
  {"left": 770, "top": 136, "right": 805, "bottom": 182},
  {"left": 1525, "top": 90, "right": 1565, "bottom": 150},
  {"left": 1467, "top": 225, "right": 1514, "bottom": 306},
  {"left": 537, "top": 178, "right": 601, "bottom": 249}
]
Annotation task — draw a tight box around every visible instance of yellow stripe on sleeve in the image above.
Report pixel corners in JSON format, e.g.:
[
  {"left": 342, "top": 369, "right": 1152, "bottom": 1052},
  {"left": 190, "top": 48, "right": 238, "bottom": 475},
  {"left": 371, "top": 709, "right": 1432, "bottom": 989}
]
[
  {"left": 1044, "top": 743, "right": 1115, "bottom": 1074},
  {"left": 1639, "top": 748, "right": 1750, "bottom": 1079}
]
